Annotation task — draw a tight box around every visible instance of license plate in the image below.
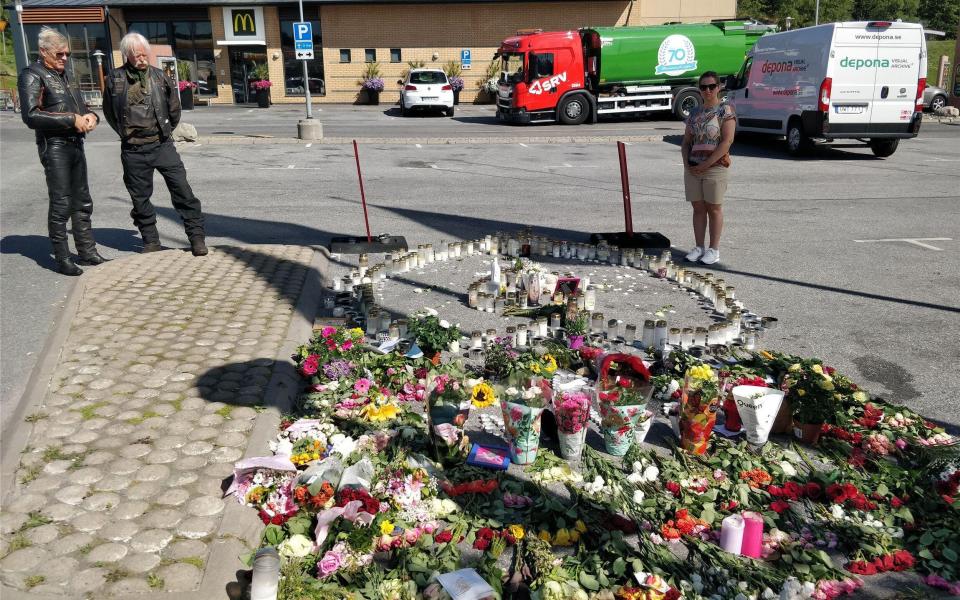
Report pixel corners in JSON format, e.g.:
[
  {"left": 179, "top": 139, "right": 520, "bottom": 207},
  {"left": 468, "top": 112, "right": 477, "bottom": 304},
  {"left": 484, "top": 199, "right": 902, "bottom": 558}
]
[
  {"left": 422, "top": 96, "right": 438, "bottom": 101},
  {"left": 835, "top": 105, "right": 865, "bottom": 114}
]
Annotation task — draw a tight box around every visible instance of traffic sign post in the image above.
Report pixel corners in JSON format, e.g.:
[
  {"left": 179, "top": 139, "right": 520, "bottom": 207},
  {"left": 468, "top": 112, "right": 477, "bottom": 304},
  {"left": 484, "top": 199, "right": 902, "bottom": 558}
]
[
  {"left": 296, "top": 0, "right": 313, "bottom": 120},
  {"left": 293, "top": 21, "right": 313, "bottom": 60}
]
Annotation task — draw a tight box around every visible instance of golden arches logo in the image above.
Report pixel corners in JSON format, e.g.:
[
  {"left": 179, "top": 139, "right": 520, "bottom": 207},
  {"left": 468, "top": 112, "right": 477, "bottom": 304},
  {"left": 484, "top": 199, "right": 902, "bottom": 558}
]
[{"left": 233, "top": 10, "right": 256, "bottom": 35}]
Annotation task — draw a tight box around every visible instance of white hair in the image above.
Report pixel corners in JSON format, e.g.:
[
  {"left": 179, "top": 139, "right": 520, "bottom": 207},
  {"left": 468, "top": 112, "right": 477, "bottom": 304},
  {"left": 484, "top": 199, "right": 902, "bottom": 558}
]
[
  {"left": 38, "top": 27, "right": 68, "bottom": 52},
  {"left": 120, "top": 32, "right": 151, "bottom": 60}
]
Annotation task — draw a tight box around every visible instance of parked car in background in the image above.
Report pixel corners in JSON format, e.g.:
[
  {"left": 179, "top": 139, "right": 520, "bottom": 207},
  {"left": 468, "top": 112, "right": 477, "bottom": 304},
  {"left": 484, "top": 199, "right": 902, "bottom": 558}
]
[
  {"left": 923, "top": 83, "right": 949, "bottom": 112},
  {"left": 399, "top": 69, "right": 454, "bottom": 116}
]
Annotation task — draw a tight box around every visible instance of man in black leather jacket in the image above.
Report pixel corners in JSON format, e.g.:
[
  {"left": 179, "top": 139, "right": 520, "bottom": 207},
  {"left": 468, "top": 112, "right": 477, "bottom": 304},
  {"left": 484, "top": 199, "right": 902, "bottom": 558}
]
[
  {"left": 103, "top": 32, "right": 207, "bottom": 256},
  {"left": 18, "top": 27, "right": 109, "bottom": 276}
]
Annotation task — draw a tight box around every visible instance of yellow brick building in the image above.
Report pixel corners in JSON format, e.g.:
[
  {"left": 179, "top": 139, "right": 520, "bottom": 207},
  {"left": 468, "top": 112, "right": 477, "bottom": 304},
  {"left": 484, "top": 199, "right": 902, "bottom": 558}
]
[{"left": 13, "top": 0, "right": 737, "bottom": 106}]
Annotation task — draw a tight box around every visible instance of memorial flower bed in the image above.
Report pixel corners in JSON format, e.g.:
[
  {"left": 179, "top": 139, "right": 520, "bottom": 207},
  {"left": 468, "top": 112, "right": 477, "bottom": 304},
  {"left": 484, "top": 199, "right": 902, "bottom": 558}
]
[{"left": 231, "top": 242, "right": 958, "bottom": 600}]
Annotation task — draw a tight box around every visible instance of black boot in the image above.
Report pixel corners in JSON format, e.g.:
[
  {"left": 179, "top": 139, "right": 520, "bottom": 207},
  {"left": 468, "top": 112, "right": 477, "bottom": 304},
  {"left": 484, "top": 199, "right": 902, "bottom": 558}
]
[
  {"left": 142, "top": 243, "right": 163, "bottom": 253},
  {"left": 189, "top": 236, "right": 208, "bottom": 257},
  {"left": 56, "top": 257, "right": 83, "bottom": 276},
  {"left": 77, "top": 250, "right": 109, "bottom": 265},
  {"left": 139, "top": 224, "right": 162, "bottom": 253}
]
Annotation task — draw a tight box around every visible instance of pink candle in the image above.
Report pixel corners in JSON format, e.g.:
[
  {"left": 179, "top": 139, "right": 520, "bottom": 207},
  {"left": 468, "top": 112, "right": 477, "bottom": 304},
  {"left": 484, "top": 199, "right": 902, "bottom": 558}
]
[{"left": 740, "top": 511, "right": 764, "bottom": 558}]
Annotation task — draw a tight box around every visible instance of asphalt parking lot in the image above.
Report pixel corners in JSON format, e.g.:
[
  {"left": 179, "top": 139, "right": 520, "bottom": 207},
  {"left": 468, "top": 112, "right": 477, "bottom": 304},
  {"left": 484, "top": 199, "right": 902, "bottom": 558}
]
[{"left": 1, "top": 105, "right": 958, "bottom": 432}]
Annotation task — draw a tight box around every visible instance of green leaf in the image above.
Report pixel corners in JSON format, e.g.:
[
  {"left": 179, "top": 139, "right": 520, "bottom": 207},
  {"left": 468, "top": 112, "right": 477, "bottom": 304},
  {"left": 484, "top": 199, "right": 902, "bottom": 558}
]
[
  {"left": 876, "top": 483, "right": 889, "bottom": 497},
  {"left": 919, "top": 549, "right": 934, "bottom": 560},
  {"left": 579, "top": 572, "right": 600, "bottom": 591},
  {"left": 613, "top": 558, "right": 627, "bottom": 577},
  {"left": 700, "top": 503, "right": 716, "bottom": 525},
  {"left": 794, "top": 563, "right": 810, "bottom": 574},
  {"left": 944, "top": 548, "right": 959, "bottom": 562},
  {"left": 262, "top": 524, "right": 286, "bottom": 546},
  {"left": 598, "top": 571, "right": 609, "bottom": 587},
  {"left": 920, "top": 532, "right": 935, "bottom": 546}
]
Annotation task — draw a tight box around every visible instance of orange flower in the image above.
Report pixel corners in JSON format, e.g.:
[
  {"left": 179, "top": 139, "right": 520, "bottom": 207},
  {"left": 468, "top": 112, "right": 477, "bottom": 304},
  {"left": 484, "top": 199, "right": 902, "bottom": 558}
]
[{"left": 739, "top": 468, "right": 773, "bottom": 489}]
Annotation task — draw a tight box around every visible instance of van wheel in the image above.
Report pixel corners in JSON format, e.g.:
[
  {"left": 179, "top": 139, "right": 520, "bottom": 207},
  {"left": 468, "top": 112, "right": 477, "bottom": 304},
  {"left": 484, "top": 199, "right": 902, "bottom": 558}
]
[
  {"left": 786, "top": 120, "right": 813, "bottom": 156},
  {"left": 559, "top": 95, "right": 589, "bottom": 125},
  {"left": 673, "top": 89, "right": 702, "bottom": 120},
  {"left": 869, "top": 139, "right": 899, "bottom": 158}
]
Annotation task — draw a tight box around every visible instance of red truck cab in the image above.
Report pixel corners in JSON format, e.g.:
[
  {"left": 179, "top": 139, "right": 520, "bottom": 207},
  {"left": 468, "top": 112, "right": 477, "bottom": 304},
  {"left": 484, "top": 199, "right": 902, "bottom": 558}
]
[{"left": 496, "top": 30, "right": 596, "bottom": 124}]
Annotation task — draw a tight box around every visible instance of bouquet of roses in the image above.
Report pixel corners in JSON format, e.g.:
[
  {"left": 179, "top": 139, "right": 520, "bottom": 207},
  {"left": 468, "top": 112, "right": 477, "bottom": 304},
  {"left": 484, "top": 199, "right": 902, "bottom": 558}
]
[
  {"left": 296, "top": 325, "right": 366, "bottom": 377},
  {"left": 554, "top": 390, "right": 590, "bottom": 434}
]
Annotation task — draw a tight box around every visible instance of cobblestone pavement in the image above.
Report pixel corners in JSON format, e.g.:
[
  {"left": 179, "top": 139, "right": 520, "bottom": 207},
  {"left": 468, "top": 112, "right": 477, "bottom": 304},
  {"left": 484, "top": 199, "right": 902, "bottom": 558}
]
[{"left": 0, "top": 245, "right": 314, "bottom": 597}]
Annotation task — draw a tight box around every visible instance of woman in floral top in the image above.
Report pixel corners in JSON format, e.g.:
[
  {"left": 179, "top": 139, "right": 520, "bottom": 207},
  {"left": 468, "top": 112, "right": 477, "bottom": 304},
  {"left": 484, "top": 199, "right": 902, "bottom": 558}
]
[{"left": 680, "top": 71, "right": 736, "bottom": 265}]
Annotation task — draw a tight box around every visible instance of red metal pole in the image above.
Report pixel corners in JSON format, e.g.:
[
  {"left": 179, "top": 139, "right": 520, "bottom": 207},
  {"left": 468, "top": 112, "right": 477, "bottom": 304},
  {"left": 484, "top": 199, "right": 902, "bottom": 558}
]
[
  {"left": 353, "top": 139, "right": 373, "bottom": 243},
  {"left": 618, "top": 141, "right": 633, "bottom": 237}
]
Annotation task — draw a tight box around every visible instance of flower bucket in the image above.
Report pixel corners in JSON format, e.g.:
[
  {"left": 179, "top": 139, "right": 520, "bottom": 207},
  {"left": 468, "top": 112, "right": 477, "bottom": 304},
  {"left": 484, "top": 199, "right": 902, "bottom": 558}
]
[
  {"left": 599, "top": 402, "right": 646, "bottom": 456},
  {"left": 772, "top": 397, "right": 793, "bottom": 434},
  {"left": 633, "top": 411, "right": 654, "bottom": 445},
  {"left": 732, "top": 385, "right": 785, "bottom": 445},
  {"left": 792, "top": 421, "right": 822, "bottom": 445},
  {"left": 558, "top": 429, "right": 587, "bottom": 461},
  {"left": 679, "top": 389, "right": 719, "bottom": 455},
  {"left": 501, "top": 400, "right": 543, "bottom": 465}
]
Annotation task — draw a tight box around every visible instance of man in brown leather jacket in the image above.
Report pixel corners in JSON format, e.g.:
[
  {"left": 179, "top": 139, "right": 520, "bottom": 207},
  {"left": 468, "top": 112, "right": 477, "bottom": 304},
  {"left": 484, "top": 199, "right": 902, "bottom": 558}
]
[
  {"left": 18, "top": 27, "right": 109, "bottom": 276},
  {"left": 103, "top": 32, "right": 207, "bottom": 256}
]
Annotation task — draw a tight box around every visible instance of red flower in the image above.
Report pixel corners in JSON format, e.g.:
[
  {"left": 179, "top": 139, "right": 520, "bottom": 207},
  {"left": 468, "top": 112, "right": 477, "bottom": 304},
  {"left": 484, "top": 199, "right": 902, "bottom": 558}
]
[
  {"left": 435, "top": 529, "right": 453, "bottom": 544},
  {"left": 892, "top": 550, "right": 914, "bottom": 570},
  {"left": 804, "top": 482, "right": 822, "bottom": 500},
  {"left": 848, "top": 447, "right": 867, "bottom": 468},
  {"left": 723, "top": 500, "right": 739, "bottom": 511},
  {"left": 476, "top": 527, "right": 496, "bottom": 540},
  {"left": 783, "top": 481, "right": 803, "bottom": 500},
  {"left": 880, "top": 554, "right": 896, "bottom": 571},
  {"left": 664, "top": 588, "right": 681, "bottom": 600},
  {"left": 666, "top": 481, "right": 681, "bottom": 497},
  {"left": 846, "top": 560, "right": 877, "bottom": 575},
  {"left": 767, "top": 485, "right": 783, "bottom": 498},
  {"left": 473, "top": 537, "right": 490, "bottom": 551},
  {"left": 770, "top": 500, "right": 791, "bottom": 514}
]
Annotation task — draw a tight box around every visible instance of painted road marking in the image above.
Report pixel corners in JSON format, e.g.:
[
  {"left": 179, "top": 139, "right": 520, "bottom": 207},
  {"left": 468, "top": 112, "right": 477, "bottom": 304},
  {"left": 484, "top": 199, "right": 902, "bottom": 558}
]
[
  {"left": 924, "top": 157, "right": 960, "bottom": 162},
  {"left": 416, "top": 144, "right": 422, "bottom": 148},
  {"left": 519, "top": 143, "right": 528, "bottom": 148},
  {"left": 287, "top": 165, "right": 295, "bottom": 169},
  {"left": 305, "top": 143, "right": 312, "bottom": 148},
  {"left": 853, "top": 237, "right": 953, "bottom": 251},
  {"left": 429, "top": 164, "right": 438, "bottom": 169}
]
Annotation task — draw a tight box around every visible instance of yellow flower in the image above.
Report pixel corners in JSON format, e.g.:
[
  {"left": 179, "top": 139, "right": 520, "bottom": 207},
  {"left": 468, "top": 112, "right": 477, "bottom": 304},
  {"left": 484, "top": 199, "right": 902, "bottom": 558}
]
[
  {"left": 811, "top": 364, "right": 823, "bottom": 375},
  {"left": 788, "top": 363, "right": 802, "bottom": 373},
  {"left": 686, "top": 364, "right": 715, "bottom": 382},
  {"left": 543, "top": 354, "right": 558, "bottom": 373},
  {"left": 362, "top": 402, "right": 400, "bottom": 422},
  {"left": 574, "top": 520, "right": 588, "bottom": 533},
  {"left": 529, "top": 362, "right": 541, "bottom": 374},
  {"left": 508, "top": 524, "right": 525, "bottom": 541},
  {"left": 471, "top": 382, "right": 497, "bottom": 408},
  {"left": 380, "top": 520, "right": 395, "bottom": 536},
  {"left": 569, "top": 529, "right": 580, "bottom": 543},
  {"left": 760, "top": 350, "right": 774, "bottom": 360},
  {"left": 553, "top": 528, "right": 571, "bottom": 546},
  {"left": 350, "top": 327, "right": 364, "bottom": 339},
  {"left": 537, "top": 530, "right": 552, "bottom": 543},
  {"left": 797, "top": 388, "right": 806, "bottom": 397}
]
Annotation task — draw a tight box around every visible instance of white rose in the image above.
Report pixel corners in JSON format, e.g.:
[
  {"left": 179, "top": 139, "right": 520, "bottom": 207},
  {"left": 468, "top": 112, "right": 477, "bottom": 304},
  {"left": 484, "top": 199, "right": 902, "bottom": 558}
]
[
  {"left": 642, "top": 465, "right": 660, "bottom": 482},
  {"left": 439, "top": 319, "right": 450, "bottom": 329},
  {"left": 278, "top": 534, "right": 313, "bottom": 559},
  {"left": 633, "top": 490, "right": 645, "bottom": 504}
]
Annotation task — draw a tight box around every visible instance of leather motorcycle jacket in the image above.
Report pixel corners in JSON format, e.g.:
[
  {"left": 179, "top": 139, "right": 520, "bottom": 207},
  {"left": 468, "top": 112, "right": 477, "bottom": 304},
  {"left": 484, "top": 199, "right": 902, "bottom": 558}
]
[
  {"left": 103, "top": 65, "right": 180, "bottom": 142},
  {"left": 18, "top": 62, "right": 98, "bottom": 144}
]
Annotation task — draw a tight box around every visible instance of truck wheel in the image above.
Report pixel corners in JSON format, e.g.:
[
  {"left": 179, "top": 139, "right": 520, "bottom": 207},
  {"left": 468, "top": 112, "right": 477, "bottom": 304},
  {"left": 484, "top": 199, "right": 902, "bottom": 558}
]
[
  {"left": 869, "top": 139, "right": 899, "bottom": 158},
  {"left": 673, "top": 89, "right": 702, "bottom": 120},
  {"left": 786, "top": 119, "right": 813, "bottom": 156},
  {"left": 559, "top": 95, "right": 589, "bottom": 125}
]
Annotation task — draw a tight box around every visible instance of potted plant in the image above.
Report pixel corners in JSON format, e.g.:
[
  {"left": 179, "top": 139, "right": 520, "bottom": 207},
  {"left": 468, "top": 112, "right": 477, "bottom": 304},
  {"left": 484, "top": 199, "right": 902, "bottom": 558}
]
[
  {"left": 476, "top": 58, "right": 501, "bottom": 104},
  {"left": 359, "top": 62, "right": 384, "bottom": 105},
  {"left": 785, "top": 361, "right": 839, "bottom": 444},
  {"left": 597, "top": 354, "right": 653, "bottom": 456},
  {"left": 176, "top": 60, "right": 196, "bottom": 110},
  {"left": 499, "top": 380, "right": 550, "bottom": 465},
  {"left": 250, "top": 62, "right": 271, "bottom": 108},
  {"left": 406, "top": 313, "right": 461, "bottom": 364},
  {"left": 444, "top": 60, "right": 464, "bottom": 105}
]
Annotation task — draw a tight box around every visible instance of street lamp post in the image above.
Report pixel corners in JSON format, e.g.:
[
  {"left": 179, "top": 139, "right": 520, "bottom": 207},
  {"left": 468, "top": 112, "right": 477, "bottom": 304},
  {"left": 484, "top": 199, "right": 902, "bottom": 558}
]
[
  {"left": 15, "top": 0, "right": 29, "bottom": 65},
  {"left": 815, "top": 0, "right": 820, "bottom": 25},
  {"left": 92, "top": 49, "right": 105, "bottom": 91}
]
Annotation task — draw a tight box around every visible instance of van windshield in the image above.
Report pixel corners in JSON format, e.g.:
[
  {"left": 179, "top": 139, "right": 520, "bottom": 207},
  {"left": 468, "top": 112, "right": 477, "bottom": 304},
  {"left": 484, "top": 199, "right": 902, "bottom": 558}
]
[
  {"left": 501, "top": 53, "right": 524, "bottom": 82},
  {"left": 410, "top": 71, "right": 447, "bottom": 84}
]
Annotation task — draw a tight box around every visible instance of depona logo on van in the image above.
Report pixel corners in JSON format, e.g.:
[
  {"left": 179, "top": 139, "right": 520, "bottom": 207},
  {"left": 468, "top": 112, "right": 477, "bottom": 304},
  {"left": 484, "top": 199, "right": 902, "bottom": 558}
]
[{"left": 840, "top": 57, "right": 891, "bottom": 70}]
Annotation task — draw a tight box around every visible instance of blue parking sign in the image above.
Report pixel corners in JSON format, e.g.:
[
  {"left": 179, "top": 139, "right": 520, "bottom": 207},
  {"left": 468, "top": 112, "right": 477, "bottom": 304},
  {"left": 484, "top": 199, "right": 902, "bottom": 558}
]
[
  {"left": 461, "top": 49, "right": 471, "bottom": 69},
  {"left": 293, "top": 22, "right": 313, "bottom": 59}
]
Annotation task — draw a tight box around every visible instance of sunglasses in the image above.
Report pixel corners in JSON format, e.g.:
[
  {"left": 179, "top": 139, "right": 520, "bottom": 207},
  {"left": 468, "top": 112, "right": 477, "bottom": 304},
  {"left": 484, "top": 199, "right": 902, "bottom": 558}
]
[
  {"left": 52, "top": 51, "right": 71, "bottom": 58},
  {"left": 699, "top": 83, "right": 719, "bottom": 91}
]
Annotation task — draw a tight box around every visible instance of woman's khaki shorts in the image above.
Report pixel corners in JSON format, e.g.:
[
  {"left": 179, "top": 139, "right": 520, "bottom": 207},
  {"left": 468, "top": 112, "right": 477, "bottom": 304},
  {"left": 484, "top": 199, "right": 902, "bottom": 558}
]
[{"left": 683, "top": 166, "right": 729, "bottom": 204}]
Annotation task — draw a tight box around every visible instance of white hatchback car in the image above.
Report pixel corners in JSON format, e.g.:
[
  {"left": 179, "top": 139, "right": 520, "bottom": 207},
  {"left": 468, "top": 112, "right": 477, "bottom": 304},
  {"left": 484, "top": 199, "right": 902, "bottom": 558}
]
[{"left": 399, "top": 69, "right": 454, "bottom": 116}]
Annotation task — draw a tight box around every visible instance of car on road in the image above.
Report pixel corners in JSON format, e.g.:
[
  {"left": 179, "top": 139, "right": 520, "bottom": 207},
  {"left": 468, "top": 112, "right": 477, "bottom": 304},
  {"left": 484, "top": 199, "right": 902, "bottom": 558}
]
[
  {"left": 923, "top": 84, "right": 949, "bottom": 112},
  {"left": 399, "top": 69, "right": 454, "bottom": 117}
]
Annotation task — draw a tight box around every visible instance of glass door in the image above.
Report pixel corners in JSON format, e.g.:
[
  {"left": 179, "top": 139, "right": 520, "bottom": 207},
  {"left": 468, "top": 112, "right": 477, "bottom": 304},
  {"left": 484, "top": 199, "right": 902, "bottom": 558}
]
[{"left": 229, "top": 46, "right": 267, "bottom": 104}]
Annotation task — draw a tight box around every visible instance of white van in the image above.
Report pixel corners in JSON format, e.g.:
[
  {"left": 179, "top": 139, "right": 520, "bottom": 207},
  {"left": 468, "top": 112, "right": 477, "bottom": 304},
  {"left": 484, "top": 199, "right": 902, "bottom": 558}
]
[{"left": 724, "top": 21, "right": 926, "bottom": 157}]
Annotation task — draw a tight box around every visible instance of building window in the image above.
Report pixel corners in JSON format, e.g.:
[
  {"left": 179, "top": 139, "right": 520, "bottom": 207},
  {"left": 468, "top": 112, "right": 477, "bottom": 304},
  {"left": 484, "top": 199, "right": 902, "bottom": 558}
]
[
  {"left": 127, "top": 20, "right": 217, "bottom": 96},
  {"left": 364, "top": 48, "right": 376, "bottom": 63},
  {"left": 280, "top": 19, "right": 325, "bottom": 97},
  {"left": 23, "top": 23, "right": 110, "bottom": 93},
  {"left": 390, "top": 48, "right": 401, "bottom": 63},
  {"left": 340, "top": 49, "right": 351, "bottom": 63}
]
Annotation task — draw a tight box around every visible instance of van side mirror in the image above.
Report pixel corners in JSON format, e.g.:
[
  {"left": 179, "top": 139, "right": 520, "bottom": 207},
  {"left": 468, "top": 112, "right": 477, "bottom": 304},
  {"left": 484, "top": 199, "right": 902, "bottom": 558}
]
[{"left": 725, "top": 75, "right": 738, "bottom": 90}]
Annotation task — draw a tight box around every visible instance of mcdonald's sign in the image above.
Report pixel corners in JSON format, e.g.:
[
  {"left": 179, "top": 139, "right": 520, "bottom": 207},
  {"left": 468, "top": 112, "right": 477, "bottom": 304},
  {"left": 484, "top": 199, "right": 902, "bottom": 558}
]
[{"left": 231, "top": 9, "right": 256, "bottom": 36}]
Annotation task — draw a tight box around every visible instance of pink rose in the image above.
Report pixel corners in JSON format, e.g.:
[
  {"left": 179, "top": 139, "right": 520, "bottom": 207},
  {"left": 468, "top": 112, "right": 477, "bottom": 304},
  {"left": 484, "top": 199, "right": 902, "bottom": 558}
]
[
  {"left": 321, "top": 326, "right": 336, "bottom": 338},
  {"left": 895, "top": 438, "right": 907, "bottom": 450},
  {"left": 317, "top": 550, "right": 343, "bottom": 578},
  {"left": 404, "top": 528, "right": 420, "bottom": 544},
  {"left": 341, "top": 340, "right": 353, "bottom": 351}
]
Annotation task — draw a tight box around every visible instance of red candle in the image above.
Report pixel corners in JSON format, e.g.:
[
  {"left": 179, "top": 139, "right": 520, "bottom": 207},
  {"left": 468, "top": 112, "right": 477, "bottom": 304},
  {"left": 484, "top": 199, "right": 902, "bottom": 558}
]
[{"left": 740, "top": 511, "right": 764, "bottom": 558}]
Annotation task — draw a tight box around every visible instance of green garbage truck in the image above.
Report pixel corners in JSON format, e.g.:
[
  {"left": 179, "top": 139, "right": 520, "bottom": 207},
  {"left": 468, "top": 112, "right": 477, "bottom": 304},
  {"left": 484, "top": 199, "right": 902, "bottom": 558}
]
[{"left": 496, "top": 20, "right": 776, "bottom": 124}]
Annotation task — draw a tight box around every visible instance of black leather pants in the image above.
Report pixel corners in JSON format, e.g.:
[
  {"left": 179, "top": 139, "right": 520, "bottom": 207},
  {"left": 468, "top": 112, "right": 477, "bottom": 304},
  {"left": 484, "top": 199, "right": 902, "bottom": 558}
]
[
  {"left": 38, "top": 137, "right": 97, "bottom": 259},
  {"left": 121, "top": 140, "right": 205, "bottom": 243}
]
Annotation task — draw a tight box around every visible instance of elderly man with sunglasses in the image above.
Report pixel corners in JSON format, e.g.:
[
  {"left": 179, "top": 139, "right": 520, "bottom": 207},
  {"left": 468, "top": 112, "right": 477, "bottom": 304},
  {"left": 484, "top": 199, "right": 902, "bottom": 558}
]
[
  {"left": 102, "top": 32, "right": 207, "bottom": 256},
  {"left": 18, "top": 27, "right": 109, "bottom": 276}
]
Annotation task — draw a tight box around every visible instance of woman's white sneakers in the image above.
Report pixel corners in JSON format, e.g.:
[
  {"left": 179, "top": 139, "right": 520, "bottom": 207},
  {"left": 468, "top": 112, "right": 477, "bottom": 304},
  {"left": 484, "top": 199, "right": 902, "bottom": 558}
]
[
  {"left": 685, "top": 246, "right": 704, "bottom": 262},
  {"left": 700, "top": 248, "right": 720, "bottom": 265}
]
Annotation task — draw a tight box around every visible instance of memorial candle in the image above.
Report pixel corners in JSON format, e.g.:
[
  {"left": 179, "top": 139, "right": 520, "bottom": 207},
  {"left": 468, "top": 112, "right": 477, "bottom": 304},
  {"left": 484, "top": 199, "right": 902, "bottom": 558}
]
[
  {"left": 740, "top": 512, "right": 764, "bottom": 558},
  {"left": 719, "top": 514, "right": 745, "bottom": 555}
]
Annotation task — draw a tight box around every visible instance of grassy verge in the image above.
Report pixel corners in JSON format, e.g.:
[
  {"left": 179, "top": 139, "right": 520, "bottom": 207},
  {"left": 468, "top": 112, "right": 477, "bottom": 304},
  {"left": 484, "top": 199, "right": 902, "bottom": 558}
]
[{"left": 927, "top": 39, "right": 956, "bottom": 87}]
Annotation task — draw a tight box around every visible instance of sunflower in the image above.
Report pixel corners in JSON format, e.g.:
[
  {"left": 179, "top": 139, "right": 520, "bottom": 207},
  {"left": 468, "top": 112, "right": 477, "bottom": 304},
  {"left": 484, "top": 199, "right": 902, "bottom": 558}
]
[{"left": 471, "top": 382, "right": 497, "bottom": 408}]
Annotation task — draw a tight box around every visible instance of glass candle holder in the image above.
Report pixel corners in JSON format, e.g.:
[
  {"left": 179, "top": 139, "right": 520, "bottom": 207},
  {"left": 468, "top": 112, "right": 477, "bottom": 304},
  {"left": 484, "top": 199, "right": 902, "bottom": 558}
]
[
  {"left": 654, "top": 320, "right": 668, "bottom": 350},
  {"left": 641, "top": 320, "right": 656, "bottom": 348},
  {"left": 468, "top": 285, "right": 479, "bottom": 308},
  {"left": 516, "top": 324, "right": 528, "bottom": 347},
  {"left": 471, "top": 330, "right": 483, "bottom": 349},
  {"left": 584, "top": 286, "right": 597, "bottom": 312},
  {"left": 365, "top": 311, "right": 379, "bottom": 335},
  {"left": 397, "top": 319, "right": 408, "bottom": 338},
  {"left": 605, "top": 319, "right": 618, "bottom": 340},
  {"left": 485, "top": 329, "right": 497, "bottom": 345},
  {"left": 485, "top": 294, "right": 495, "bottom": 313},
  {"left": 549, "top": 313, "right": 561, "bottom": 329},
  {"left": 388, "top": 323, "right": 400, "bottom": 340},
  {"left": 536, "top": 317, "right": 548, "bottom": 338},
  {"left": 624, "top": 324, "right": 637, "bottom": 344},
  {"left": 251, "top": 547, "right": 281, "bottom": 600},
  {"left": 668, "top": 327, "right": 681, "bottom": 346},
  {"left": 591, "top": 312, "right": 605, "bottom": 334},
  {"left": 695, "top": 327, "right": 709, "bottom": 347},
  {"left": 505, "top": 326, "right": 517, "bottom": 347}
]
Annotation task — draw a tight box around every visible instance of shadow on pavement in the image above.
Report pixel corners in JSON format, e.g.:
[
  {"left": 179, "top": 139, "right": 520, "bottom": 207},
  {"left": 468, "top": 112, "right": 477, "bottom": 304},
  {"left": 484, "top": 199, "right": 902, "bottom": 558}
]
[{"left": 0, "top": 234, "right": 59, "bottom": 273}]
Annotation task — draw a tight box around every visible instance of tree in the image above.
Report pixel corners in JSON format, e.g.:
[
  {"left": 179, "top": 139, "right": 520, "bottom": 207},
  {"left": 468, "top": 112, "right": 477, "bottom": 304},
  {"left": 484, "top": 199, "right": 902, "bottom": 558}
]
[
  {"left": 851, "top": 0, "right": 919, "bottom": 21},
  {"left": 918, "top": 0, "right": 959, "bottom": 36},
  {"left": 778, "top": 0, "right": 854, "bottom": 28}
]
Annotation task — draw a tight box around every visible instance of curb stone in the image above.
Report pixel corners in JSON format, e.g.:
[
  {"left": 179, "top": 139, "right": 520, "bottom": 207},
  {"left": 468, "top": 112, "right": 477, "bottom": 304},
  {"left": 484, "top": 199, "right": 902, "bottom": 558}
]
[{"left": 193, "top": 134, "right": 669, "bottom": 145}]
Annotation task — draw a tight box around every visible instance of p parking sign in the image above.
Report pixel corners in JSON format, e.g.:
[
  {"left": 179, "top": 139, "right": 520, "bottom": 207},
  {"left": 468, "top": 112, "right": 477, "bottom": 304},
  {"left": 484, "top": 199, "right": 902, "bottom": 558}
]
[
  {"left": 461, "top": 49, "right": 472, "bottom": 70},
  {"left": 293, "top": 21, "right": 314, "bottom": 60}
]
